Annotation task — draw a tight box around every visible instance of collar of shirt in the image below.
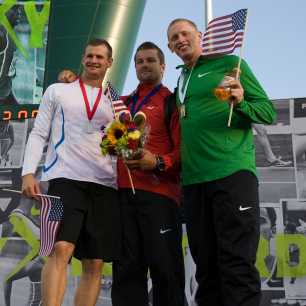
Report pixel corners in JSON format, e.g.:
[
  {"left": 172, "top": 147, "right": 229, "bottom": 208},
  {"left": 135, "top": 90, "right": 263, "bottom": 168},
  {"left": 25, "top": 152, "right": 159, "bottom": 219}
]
[{"left": 136, "top": 83, "right": 163, "bottom": 97}]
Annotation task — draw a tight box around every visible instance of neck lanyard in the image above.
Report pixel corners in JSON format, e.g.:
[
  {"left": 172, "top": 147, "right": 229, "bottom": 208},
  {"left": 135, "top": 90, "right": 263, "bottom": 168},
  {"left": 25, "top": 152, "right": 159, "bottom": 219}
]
[
  {"left": 128, "top": 84, "right": 162, "bottom": 116},
  {"left": 178, "top": 67, "right": 194, "bottom": 105},
  {"left": 79, "top": 79, "right": 102, "bottom": 121}
]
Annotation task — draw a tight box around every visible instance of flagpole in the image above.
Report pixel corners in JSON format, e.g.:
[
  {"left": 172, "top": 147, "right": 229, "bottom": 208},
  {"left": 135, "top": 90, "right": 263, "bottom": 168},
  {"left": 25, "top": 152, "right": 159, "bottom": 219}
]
[
  {"left": 1, "top": 188, "right": 61, "bottom": 200},
  {"left": 205, "top": 0, "right": 213, "bottom": 27},
  {"left": 106, "top": 82, "right": 117, "bottom": 118},
  {"left": 104, "top": 83, "right": 135, "bottom": 194},
  {"left": 227, "top": 9, "right": 249, "bottom": 127},
  {"left": 235, "top": 9, "right": 249, "bottom": 79},
  {"left": 125, "top": 164, "right": 135, "bottom": 195}
]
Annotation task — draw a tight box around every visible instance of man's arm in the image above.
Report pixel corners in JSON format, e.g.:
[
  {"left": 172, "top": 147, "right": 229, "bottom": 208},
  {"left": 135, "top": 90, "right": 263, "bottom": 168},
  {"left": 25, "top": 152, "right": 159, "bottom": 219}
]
[
  {"left": 233, "top": 58, "right": 276, "bottom": 125},
  {"left": 22, "top": 86, "right": 56, "bottom": 199},
  {"left": 125, "top": 101, "right": 180, "bottom": 172},
  {"left": 157, "top": 101, "right": 180, "bottom": 172}
]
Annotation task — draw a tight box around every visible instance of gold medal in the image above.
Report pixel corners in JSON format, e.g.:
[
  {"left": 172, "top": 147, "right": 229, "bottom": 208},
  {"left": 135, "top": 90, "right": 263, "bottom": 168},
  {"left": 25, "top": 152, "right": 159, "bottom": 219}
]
[
  {"left": 180, "top": 104, "right": 186, "bottom": 118},
  {"left": 178, "top": 67, "right": 193, "bottom": 119}
]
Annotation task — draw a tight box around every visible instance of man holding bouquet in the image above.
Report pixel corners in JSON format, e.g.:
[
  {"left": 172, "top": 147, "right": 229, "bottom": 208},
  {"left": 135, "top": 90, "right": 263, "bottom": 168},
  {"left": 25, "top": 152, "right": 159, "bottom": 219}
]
[
  {"left": 111, "top": 41, "right": 185, "bottom": 306},
  {"left": 21, "top": 38, "right": 121, "bottom": 306}
]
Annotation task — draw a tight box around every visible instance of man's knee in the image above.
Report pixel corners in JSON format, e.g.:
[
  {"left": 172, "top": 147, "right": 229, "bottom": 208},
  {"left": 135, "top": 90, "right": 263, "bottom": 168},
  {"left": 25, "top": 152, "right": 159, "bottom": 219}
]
[
  {"left": 82, "top": 259, "right": 103, "bottom": 278},
  {"left": 51, "top": 241, "right": 75, "bottom": 265}
]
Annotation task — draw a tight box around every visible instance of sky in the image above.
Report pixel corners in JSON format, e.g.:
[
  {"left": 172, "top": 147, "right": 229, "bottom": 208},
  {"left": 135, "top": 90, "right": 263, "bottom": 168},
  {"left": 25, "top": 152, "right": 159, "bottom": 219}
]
[{"left": 123, "top": 0, "right": 306, "bottom": 100}]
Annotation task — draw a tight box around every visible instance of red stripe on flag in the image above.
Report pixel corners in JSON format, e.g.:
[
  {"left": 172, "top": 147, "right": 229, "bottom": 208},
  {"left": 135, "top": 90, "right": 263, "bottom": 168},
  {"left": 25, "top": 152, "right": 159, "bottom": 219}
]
[
  {"left": 39, "top": 196, "right": 63, "bottom": 256},
  {"left": 201, "top": 9, "right": 247, "bottom": 57}
]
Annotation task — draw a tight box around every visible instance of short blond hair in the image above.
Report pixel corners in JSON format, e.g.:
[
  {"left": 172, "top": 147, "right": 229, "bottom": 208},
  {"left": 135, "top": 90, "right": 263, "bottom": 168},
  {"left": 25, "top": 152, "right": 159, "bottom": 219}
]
[{"left": 167, "top": 18, "right": 199, "bottom": 38}]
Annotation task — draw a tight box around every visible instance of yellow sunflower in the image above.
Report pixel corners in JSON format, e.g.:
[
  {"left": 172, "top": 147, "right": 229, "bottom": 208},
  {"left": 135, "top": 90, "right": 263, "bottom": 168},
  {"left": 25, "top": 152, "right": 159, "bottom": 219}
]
[{"left": 107, "top": 121, "right": 127, "bottom": 145}]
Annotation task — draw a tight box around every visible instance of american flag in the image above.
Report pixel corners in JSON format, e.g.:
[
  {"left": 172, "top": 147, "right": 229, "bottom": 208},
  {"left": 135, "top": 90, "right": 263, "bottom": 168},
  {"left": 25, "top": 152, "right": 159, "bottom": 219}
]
[
  {"left": 105, "top": 82, "right": 129, "bottom": 118},
  {"left": 202, "top": 9, "right": 248, "bottom": 56},
  {"left": 39, "top": 195, "right": 63, "bottom": 256}
]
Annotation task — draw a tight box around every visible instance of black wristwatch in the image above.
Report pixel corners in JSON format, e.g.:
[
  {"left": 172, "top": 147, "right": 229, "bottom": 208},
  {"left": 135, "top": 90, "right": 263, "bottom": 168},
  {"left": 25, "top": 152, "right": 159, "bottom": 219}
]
[{"left": 155, "top": 155, "right": 166, "bottom": 172}]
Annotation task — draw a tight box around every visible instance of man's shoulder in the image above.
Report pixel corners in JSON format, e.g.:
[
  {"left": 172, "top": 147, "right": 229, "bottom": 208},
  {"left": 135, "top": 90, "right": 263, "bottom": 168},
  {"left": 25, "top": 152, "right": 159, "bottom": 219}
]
[
  {"left": 43, "top": 81, "right": 79, "bottom": 104},
  {"left": 45, "top": 80, "right": 78, "bottom": 95},
  {"left": 121, "top": 84, "right": 172, "bottom": 103},
  {"left": 160, "top": 84, "right": 172, "bottom": 97},
  {"left": 199, "top": 54, "right": 240, "bottom": 65}
]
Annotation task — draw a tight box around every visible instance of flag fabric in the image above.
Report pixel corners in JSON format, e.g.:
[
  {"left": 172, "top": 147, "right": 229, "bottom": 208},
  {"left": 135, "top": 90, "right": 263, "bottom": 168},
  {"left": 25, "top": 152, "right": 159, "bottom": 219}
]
[
  {"left": 105, "top": 82, "right": 129, "bottom": 118},
  {"left": 202, "top": 8, "right": 248, "bottom": 56},
  {"left": 39, "top": 195, "right": 63, "bottom": 256}
]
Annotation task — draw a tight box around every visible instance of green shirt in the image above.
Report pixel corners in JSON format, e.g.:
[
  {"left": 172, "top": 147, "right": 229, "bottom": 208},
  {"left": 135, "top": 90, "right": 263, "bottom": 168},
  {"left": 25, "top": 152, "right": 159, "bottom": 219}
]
[{"left": 177, "top": 55, "right": 276, "bottom": 186}]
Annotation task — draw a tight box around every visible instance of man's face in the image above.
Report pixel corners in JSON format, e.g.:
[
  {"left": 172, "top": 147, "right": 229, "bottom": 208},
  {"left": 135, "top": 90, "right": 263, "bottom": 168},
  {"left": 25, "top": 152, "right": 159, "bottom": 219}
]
[
  {"left": 135, "top": 49, "right": 165, "bottom": 85},
  {"left": 167, "top": 21, "right": 202, "bottom": 63},
  {"left": 82, "top": 44, "right": 113, "bottom": 79}
]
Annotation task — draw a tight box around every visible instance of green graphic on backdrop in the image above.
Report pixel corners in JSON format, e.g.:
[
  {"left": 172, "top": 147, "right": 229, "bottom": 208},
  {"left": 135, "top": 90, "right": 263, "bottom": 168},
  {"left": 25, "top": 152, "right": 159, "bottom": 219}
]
[
  {"left": 0, "top": 0, "right": 50, "bottom": 58},
  {"left": 0, "top": 0, "right": 49, "bottom": 105},
  {"left": 24, "top": 1, "right": 50, "bottom": 48},
  {"left": 5, "top": 212, "right": 40, "bottom": 281}
]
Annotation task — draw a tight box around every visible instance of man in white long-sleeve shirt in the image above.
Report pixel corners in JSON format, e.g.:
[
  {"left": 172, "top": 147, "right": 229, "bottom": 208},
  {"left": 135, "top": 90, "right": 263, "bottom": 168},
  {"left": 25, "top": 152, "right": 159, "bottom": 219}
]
[{"left": 21, "top": 38, "right": 121, "bottom": 306}]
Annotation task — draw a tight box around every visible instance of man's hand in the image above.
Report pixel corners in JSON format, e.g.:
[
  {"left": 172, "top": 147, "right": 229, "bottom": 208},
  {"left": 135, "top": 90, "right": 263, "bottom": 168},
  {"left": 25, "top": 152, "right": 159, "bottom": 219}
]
[
  {"left": 222, "top": 77, "right": 244, "bottom": 106},
  {"left": 124, "top": 149, "right": 157, "bottom": 171},
  {"left": 57, "top": 70, "right": 77, "bottom": 83},
  {"left": 22, "top": 174, "right": 41, "bottom": 200}
]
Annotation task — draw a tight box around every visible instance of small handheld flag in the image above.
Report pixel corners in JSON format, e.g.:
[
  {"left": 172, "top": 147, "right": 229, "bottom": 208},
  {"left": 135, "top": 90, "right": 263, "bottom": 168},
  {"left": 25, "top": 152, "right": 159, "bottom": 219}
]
[
  {"left": 202, "top": 8, "right": 248, "bottom": 56},
  {"left": 0, "top": 188, "right": 63, "bottom": 257},
  {"left": 105, "top": 82, "right": 130, "bottom": 119},
  {"left": 39, "top": 195, "right": 63, "bottom": 256},
  {"left": 202, "top": 8, "right": 248, "bottom": 127}
]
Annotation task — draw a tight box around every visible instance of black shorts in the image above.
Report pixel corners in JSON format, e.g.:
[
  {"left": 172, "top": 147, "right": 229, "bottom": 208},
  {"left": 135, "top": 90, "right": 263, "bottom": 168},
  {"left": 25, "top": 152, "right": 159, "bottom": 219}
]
[{"left": 48, "top": 178, "right": 121, "bottom": 261}]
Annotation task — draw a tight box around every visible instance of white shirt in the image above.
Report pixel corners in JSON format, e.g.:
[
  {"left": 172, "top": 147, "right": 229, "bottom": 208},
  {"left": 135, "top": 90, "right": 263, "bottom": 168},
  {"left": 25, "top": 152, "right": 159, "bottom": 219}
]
[{"left": 22, "top": 80, "right": 117, "bottom": 189}]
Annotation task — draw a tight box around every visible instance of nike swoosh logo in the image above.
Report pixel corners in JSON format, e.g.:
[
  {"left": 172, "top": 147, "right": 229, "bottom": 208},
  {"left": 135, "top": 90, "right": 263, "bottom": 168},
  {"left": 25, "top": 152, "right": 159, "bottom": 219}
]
[
  {"left": 198, "top": 72, "right": 212, "bottom": 78},
  {"left": 239, "top": 205, "right": 252, "bottom": 211},
  {"left": 160, "top": 228, "right": 172, "bottom": 234}
]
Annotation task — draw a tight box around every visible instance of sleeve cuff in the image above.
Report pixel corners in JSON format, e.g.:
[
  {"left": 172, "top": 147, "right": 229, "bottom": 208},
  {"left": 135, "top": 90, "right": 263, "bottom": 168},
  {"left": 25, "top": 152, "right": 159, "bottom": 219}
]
[
  {"left": 162, "top": 155, "right": 172, "bottom": 171},
  {"left": 234, "top": 99, "right": 247, "bottom": 111}
]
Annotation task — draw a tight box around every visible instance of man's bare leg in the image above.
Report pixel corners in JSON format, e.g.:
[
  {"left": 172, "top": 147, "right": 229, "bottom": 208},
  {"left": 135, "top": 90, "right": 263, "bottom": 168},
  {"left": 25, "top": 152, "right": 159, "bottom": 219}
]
[
  {"left": 41, "top": 241, "right": 74, "bottom": 306},
  {"left": 74, "top": 259, "right": 103, "bottom": 306}
]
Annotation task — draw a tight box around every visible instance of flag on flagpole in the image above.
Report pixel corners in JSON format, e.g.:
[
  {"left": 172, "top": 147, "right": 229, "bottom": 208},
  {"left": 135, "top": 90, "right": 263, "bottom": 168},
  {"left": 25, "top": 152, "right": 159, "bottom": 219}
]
[
  {"left": 39, "top": 195, "right": 63, "bottom": 256},
  {"left": 202, "top": 8, "right": 248, "bottom": 56},
  {"left": 105, "top": 82, "right": 129, "bottom": 118}
]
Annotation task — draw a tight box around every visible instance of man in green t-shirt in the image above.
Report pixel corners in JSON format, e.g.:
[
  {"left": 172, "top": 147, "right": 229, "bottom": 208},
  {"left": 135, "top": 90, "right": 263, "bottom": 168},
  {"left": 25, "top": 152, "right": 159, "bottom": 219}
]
[{"left": 167, "top": 18, "right": 276, "bottom": 306}]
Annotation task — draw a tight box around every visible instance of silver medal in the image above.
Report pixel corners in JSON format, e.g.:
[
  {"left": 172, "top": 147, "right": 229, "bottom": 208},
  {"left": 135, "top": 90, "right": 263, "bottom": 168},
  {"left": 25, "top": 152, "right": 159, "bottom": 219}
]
[{"left": 85, "top": 121, "right": 95, "bottom": 134}]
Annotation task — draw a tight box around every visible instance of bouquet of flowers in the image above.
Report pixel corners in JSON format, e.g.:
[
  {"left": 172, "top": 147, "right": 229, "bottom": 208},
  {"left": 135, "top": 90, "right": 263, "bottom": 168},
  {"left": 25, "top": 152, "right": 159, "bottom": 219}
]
[
  {"left": 101, "top": 82, "right": 149, "bottom": 193},
  {"left": 100, "top": 110, "right": 147, "bottom": 159},
  {"left": 100, "top": 108, "right": 148, "bottom": 194}
]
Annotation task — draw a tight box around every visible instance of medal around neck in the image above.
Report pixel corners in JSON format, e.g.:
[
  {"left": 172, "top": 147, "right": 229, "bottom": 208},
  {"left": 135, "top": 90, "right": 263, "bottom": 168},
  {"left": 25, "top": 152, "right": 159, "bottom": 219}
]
[
  {"left": 178, "top": 67, "right": 193, "bottom": 118},
  {"left": 79, "top": 79, "right": 102, "bottom": 133},
  {"left": 85, "top": 121, "right": 96, "bottom": 134}
]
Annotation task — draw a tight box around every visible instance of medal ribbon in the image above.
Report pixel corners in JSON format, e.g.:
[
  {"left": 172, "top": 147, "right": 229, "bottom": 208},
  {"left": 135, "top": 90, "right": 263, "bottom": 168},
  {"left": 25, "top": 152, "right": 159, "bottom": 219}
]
[
  {"left": 79, "top": 79, "right": 102, "bottom": 120},
  {"left": 178, "top": 67, "right": 194, "bottom": 105},
  {"left": 128, "top": 84, "right": 162, "bottom": 116}
]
